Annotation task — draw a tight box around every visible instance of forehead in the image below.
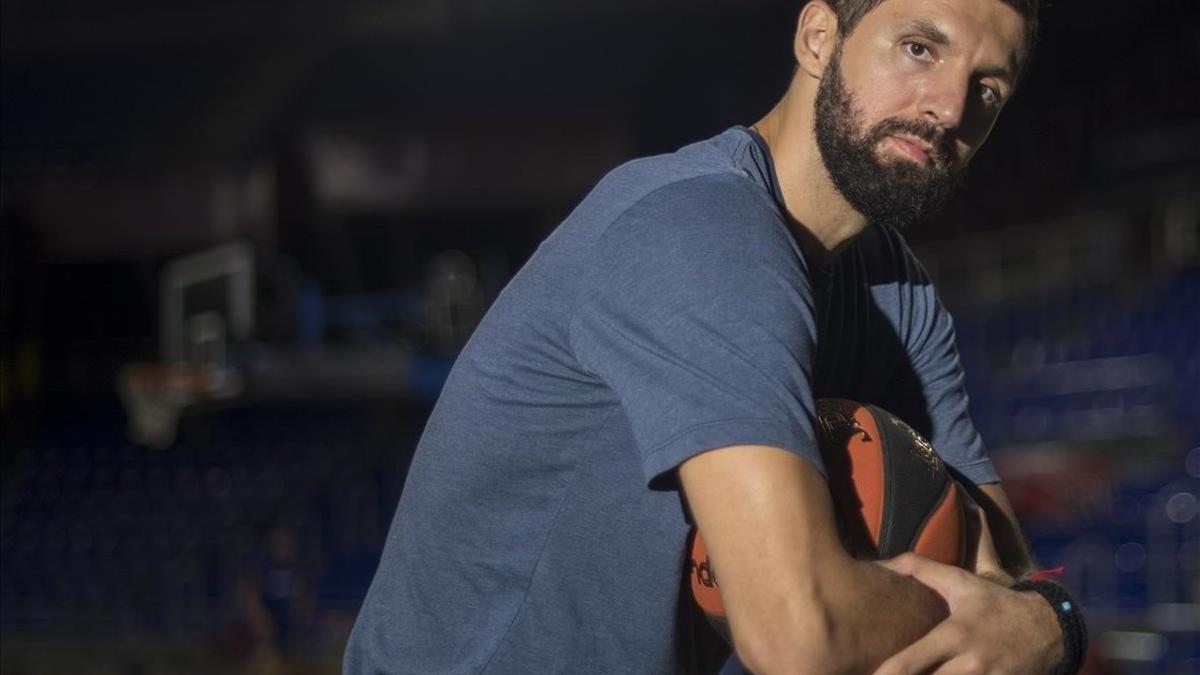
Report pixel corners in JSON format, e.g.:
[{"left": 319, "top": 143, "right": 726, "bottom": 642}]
[{"left": 855, "top": 0, "right": 1028, "bottom": 72}]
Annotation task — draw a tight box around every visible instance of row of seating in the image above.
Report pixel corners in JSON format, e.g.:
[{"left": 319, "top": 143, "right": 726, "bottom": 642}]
[
  {"left": 2, "top": 406, "right": 405, "bottom": 638},
  {"left": 2, "top": 270, "right": 1196, "bottom": 657},
  {"left": 953, "top": 270, "right": 1200, "bottom": 448}
]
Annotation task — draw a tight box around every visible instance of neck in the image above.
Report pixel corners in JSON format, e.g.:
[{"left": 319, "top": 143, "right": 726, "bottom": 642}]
[{"left": 751, "top": 86, "right": 868, "bottom": 267}]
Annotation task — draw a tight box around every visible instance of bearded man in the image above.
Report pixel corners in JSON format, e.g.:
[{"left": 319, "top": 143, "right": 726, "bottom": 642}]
[{"left": 345, "top": 0, "right": 1086, "bottom": 673}]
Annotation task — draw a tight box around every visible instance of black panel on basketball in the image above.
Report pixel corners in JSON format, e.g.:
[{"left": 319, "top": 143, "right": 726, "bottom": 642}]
[{"left": 867, "top": 404, "right": 952, "bottom": 558}]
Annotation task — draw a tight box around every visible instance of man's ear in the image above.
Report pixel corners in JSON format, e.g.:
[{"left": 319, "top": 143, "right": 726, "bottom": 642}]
[{"left": 794, "top": 0, "right": 840, "bottom": 79}]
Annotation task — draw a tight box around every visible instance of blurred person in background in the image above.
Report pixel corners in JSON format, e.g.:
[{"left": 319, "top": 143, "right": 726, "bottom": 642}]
[
  {"left": 345, "top": 0, "right": 1087, "bottom": 673},
  {"left": 232, "top": 524, "right": 315, "bottom": 675}
]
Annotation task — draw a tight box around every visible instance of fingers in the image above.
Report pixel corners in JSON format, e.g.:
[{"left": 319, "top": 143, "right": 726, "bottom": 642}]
[
  {"left": 913, "top": 655, "right": 992, "bottom": 675},
  {"left": 880, "top": 551, "right": 923, "bottom": 575},
  {"left": 872, "top": 620, "right": 970, "bottom": 675},
  {"left": 883, "top": 552, "right": 975, "bottom": 599}
]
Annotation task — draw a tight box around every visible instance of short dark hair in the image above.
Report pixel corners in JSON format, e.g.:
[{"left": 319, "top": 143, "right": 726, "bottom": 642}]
[{"left": 821, "top": 0, "right": 1039, "bottom": 63}]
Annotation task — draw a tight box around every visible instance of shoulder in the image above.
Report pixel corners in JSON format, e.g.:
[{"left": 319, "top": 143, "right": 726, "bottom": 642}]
[
  {"left": 623, "top": 171, "right": 781, "bottom": 230},
  {"left": 592, "top": 172, "right": 799, "bottom": 284},
  {"left": 574, "top": 130, "right": 782, "bottom": 238},
  {"left": 558, "top": 129, "right": 809, "bottom": 300}
]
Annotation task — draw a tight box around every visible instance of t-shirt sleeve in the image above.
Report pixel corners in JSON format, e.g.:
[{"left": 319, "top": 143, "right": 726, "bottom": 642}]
[
  {"left": 568, "top": 174, "right": 823, "bottom": 488},
  {"left": 892, "top": 249, "right": 999, "bottom": 486}
]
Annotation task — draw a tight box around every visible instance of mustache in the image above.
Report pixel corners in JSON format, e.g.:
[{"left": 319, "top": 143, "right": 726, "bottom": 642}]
[{"left": 866, "top": 118, "right": 955, "bottom": 170}]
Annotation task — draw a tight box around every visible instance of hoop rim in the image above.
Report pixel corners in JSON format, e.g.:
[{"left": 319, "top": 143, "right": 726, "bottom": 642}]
[{"left": 118, "top": 362, "right": 217, "bottom": 396}]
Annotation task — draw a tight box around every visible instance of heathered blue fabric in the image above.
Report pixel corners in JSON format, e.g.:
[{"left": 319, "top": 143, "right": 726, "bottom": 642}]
[{"left": 343, "top": 127, "right": 997, "bottom": 674}]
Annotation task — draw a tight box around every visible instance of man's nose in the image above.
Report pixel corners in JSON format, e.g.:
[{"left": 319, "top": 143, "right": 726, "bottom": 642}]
[{"left": 919, "top": 70, "right": 970, "bottom": 130}]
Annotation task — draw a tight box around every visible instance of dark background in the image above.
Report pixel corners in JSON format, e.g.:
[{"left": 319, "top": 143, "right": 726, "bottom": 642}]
[{"left": 2, "top": 1, "right": 1198, "bottom": 673}]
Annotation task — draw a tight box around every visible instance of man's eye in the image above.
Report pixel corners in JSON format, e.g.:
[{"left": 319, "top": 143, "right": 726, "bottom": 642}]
[
  {"left": 979, "top": 83, "right": 999, "bottom": 105},
  {"left": 904, "top": 42, "right": 933, "bottom": 60}
]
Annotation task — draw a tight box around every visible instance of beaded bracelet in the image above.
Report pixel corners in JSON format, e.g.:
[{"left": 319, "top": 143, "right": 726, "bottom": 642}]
[{"left": 1009, "top": 578, "right": 1087, "bottom": 675}]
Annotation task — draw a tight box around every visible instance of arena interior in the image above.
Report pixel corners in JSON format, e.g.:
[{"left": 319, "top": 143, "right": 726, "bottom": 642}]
[{"left": 2, "top": 0, "right": 1198, "bottom": 673}]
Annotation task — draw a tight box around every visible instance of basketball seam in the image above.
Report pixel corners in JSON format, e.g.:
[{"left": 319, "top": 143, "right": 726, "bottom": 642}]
[{"left": 874, "top": 407, "right": 899, "bottom": 557}]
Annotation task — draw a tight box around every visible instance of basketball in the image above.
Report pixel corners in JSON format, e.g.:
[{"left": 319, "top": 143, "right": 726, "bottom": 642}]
[{"left": 687, "top": 398, "right": 967, "bottom": 636}]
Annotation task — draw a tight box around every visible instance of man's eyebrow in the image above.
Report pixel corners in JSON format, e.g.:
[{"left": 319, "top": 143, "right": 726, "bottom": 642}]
[
  {"left": 978, "top": 63, "right": 1017, "bottom": 84},
  {"left": 903, "top": 18, "right": 951, "bottom": 46},
  {"left": 903, "top": 18, "right": 1018, "bottom": 83}
]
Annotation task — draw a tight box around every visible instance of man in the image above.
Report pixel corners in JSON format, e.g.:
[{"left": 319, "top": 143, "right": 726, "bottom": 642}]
[{"left": 345, "top": 0, "right": 1082, "bottom": 673}]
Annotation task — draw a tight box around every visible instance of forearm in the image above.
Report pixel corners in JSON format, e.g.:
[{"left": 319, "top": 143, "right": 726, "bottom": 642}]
[
  {"left": 820, "top": 558, "right": 950, "bottom": 673},
  {"left": 734, "top": 556, "right": 947, "bottom": 675},
  {"left": 973, "top": 482, "right": 1037, "bottom": 578},
  {"left": 681, "top": 447, "right": 946, "bottom": 675}
]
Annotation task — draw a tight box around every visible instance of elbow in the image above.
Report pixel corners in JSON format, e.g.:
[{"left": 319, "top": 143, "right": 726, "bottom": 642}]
[{"left": 729, "top": 602, "right": 852, "bottom": 675}]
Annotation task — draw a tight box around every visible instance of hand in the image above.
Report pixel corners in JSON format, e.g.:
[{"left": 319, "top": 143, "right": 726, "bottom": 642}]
[{"left": 873, "top": 553, "right": 1063, "bottom": 675}]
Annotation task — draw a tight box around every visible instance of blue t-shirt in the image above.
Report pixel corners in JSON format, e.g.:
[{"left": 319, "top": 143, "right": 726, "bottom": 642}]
[{"left": 344, "top": 127, "right": 997, "bottom": 674}]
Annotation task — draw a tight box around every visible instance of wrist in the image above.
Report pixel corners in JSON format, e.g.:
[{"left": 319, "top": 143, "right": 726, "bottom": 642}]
[
  {"left": 1010, "top": 579, "right": 1087, "bottom": 675},
  {"left": 1014, "top": 587, "right": 1065, "bottom": 674}
]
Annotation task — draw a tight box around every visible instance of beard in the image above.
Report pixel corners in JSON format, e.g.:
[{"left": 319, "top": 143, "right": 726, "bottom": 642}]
[{"left": 813, "top": 44, "right": 965, "bottom": 229}]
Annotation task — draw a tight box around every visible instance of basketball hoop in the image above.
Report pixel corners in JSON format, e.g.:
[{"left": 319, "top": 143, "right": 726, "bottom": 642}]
[{"left": 117, "top": 362, "right": 242, "bottom": 448}]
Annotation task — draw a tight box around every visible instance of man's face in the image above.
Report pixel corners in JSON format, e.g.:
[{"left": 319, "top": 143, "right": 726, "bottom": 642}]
[{"left": 812, "top": 0, "right": 1027, "bottom": 228}]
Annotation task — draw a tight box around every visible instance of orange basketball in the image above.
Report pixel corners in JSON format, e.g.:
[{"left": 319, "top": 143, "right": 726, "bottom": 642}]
[{"left": 687, "top": 398, "right": 967, "bottom": 637}]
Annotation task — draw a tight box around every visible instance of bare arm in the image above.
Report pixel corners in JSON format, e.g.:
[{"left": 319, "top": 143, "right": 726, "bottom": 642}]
[
  {"left": 973, "top": 482, "right": 1038, "bottom": 579},
  {"left": 953, "top": 480, "right": 1034, "bottom": 585},
  {"left": 679, "top": 444, "right": 951, "bottom": 675}
]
